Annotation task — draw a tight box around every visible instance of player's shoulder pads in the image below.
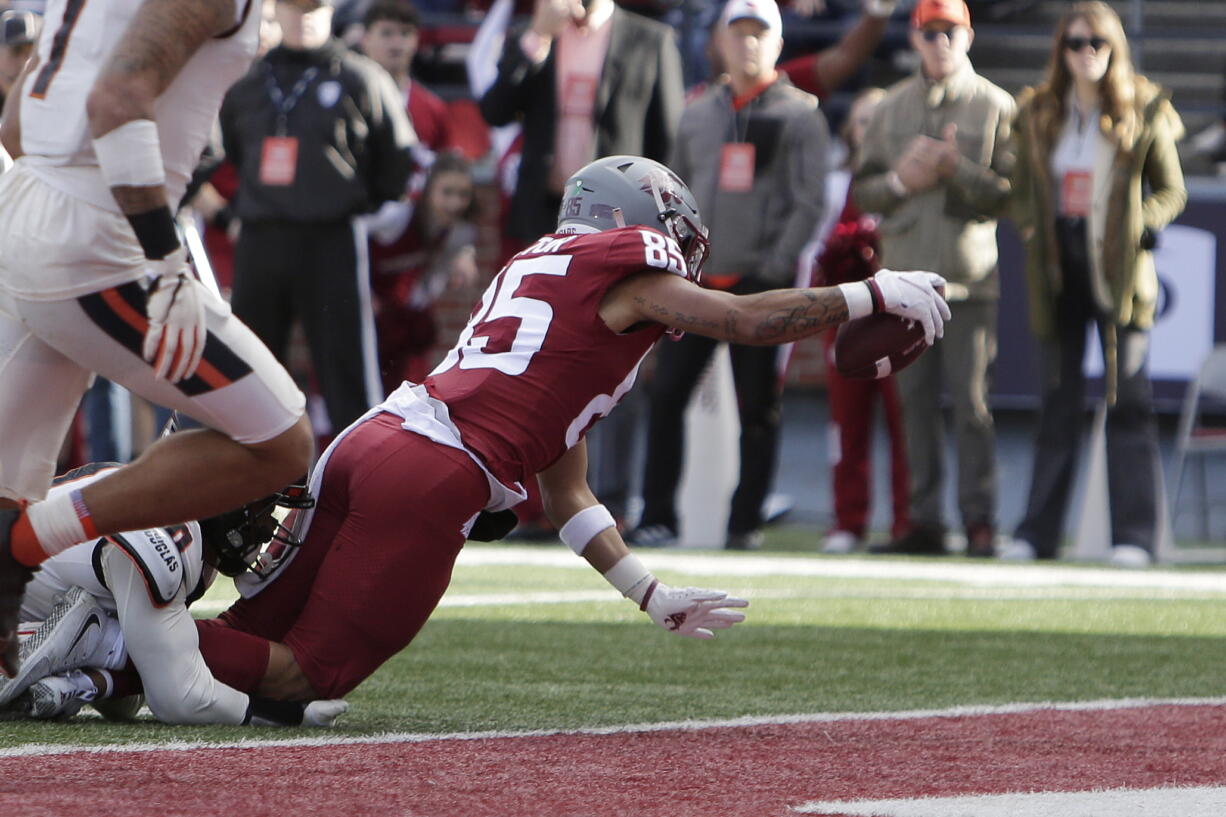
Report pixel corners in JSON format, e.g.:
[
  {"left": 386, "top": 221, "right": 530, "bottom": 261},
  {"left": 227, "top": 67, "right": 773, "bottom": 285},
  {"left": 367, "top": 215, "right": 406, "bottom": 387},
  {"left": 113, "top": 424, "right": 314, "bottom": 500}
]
[{"left": 106, "top": 521, "right": 202, "bottom": 607}]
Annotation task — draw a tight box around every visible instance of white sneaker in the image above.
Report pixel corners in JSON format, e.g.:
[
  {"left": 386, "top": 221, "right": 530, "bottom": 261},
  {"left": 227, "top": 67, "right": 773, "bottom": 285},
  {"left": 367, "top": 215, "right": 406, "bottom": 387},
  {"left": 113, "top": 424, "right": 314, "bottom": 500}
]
[
  {"left": 998, "top": 539, "right": 1037, "bottom": 561},
  {"left": 0, "top": 586, "right": 107, "bottom": 707},
  {"left": 15, "top": 672, "right": 89, "bottom": 719},
  {"left": 821, "top": 530, "right": 859, "bottom": 554},
  {"left": 1110, "top": 544, "right": 1152, "bottom": 569}
]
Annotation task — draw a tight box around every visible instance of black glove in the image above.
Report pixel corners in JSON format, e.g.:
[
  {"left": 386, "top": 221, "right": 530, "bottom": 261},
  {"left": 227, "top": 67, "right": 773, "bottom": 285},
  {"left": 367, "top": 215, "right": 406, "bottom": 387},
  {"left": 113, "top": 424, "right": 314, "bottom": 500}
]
[
  {"left": 469, "top": 509, "right": 519, "bottom": 542},
  {"left": 1139, "top": 227, "right": 1158, "bottom": 251}
]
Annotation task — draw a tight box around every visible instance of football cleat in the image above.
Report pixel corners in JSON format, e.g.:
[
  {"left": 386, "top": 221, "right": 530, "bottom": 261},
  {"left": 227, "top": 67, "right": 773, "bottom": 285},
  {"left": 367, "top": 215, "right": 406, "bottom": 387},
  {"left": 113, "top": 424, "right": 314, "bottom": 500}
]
[
  {"left": 0, "top": 508, "right": 36, "bottom": 678},
  {"left": 13, "top": 672, "right": 89, "bottom": 720},
  {"left": 0, "top": 586, "right": 107, "bottom": 707}
]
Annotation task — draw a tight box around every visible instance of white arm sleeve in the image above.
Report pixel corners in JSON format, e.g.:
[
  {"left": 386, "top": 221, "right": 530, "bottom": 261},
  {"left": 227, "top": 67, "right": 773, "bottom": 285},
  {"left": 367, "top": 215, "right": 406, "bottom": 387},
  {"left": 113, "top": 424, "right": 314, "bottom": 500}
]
[{"left": 100, "top": 545, "right": 250, "bottom": 725}]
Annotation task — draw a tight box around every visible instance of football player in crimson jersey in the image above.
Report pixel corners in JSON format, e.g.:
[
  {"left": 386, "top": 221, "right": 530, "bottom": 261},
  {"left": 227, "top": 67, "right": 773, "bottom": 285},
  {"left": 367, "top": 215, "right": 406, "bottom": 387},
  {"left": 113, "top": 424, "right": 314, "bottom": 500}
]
[{"left": 188, "top": 155, "right": 950, "bottom": 704}]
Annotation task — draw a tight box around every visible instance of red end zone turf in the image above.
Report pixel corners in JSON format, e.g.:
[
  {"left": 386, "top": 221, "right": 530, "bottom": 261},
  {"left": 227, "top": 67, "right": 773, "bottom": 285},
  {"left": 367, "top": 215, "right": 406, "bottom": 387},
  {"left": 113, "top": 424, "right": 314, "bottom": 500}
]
[{"left": 0, "top": 702, "right": 1223, "bottom": 816}]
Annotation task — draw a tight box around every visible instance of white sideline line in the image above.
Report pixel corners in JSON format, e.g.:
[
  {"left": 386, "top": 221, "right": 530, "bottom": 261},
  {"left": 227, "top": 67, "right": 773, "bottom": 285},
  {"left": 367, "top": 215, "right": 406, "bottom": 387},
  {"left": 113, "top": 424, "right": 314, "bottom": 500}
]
[
  {"left": 192, "top": 581, "right": 1226, "bottom": 618},
  {"left": 1, "top": 696, "right": 1223, "bottom": 759},
  {"left": 792, "top": 786, "right": 1226, "bottom": 816},
  {"left": 459, "top": 546, "right": 1226, "bottom": 592}
]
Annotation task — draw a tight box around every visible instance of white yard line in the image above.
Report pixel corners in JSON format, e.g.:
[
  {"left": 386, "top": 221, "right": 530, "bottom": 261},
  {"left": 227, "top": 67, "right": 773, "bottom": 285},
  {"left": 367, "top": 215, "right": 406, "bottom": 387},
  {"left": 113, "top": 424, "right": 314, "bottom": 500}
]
[
  {"left": 1, "top": 696, "right": 1223, "bottom": 758},
  {"left": 458, "top": 545, "right": 1226, "bottom": 592}
]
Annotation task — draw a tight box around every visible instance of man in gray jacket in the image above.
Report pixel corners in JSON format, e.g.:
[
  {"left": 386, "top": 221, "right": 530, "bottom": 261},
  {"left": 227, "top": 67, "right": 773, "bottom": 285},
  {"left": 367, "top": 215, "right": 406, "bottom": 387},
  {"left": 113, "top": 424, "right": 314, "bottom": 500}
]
[
  {"left": 853, "top": 0, "right": 1014, "bottom": 556},
  {"left": 630, "top": 0, "right": 829, "bottom": 550}
]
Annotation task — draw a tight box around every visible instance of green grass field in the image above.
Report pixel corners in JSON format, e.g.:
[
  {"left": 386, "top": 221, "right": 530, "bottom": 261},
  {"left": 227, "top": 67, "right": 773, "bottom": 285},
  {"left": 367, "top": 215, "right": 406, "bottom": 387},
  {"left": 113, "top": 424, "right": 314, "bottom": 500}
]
[{"left": 2, "top": 536, "right": 1225, "bottom": 748}]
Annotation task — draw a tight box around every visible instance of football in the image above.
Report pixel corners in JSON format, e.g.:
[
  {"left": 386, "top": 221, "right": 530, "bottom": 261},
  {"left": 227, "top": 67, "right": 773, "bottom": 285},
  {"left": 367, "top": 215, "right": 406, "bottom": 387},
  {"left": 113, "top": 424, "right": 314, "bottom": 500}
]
[{"left": 833, "top": 313, "right": 930, "bottom": 380}]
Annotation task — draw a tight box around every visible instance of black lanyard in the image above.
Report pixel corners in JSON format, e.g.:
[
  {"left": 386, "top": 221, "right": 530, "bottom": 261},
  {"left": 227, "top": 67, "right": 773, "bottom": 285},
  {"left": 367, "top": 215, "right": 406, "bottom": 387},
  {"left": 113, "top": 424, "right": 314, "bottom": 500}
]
[{"left": 263, "top": 63, "right": 320, "bottom": 136}]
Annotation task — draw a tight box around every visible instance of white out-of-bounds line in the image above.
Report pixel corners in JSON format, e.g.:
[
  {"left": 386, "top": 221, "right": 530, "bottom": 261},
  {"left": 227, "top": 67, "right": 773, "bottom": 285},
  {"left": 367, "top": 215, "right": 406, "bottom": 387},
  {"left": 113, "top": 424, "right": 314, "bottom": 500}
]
[
  {"left": 459, "top": 545, "right": 1226, "bottom": 593},
  {"left": 793, "top": 786, "right": 1226, "bottom": 817},
  {"left": 2, "top": 696, "right": 1224, "bottom": 760},
  {"left": 190, "top": 582, "right": 1226, "bottom": 617}
]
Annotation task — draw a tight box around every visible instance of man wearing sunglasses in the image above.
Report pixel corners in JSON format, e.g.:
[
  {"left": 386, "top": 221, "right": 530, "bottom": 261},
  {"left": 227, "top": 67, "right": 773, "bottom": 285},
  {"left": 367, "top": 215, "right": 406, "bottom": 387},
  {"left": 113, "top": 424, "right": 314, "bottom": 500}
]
[{"left": 852, "top": 0, "right": 1015, "bottom": 557}]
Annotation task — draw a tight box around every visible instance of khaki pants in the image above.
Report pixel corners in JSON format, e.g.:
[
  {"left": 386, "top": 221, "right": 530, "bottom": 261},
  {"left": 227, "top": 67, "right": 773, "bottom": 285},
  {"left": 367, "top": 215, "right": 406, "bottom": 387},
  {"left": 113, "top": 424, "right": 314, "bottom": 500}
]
[{"left": 894, "top": 298, "right": 998, "bottom": 532}]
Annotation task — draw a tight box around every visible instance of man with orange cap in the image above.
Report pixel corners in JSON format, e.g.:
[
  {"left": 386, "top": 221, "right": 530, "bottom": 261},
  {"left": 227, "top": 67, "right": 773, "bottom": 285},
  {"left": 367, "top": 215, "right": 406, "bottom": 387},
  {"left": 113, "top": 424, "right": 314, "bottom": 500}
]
[{"left": 852, "top": 0, "right": 1015, "bottom": 557}]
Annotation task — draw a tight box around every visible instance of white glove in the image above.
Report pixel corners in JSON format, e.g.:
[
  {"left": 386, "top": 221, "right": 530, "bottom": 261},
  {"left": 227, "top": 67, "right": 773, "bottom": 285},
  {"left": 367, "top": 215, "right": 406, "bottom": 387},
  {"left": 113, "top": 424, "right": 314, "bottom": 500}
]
[
  {"left": 143, "top": 246, "right": 206, "bottom": 383},
  {"left": 303, "top": 699, "right": 348, "bottom": 727},
  {"left": 642, "top": 582, "right": 748, "bottom": 640},
  {"left": 865, "top": 269, "right": 951, "bottom": 345}
]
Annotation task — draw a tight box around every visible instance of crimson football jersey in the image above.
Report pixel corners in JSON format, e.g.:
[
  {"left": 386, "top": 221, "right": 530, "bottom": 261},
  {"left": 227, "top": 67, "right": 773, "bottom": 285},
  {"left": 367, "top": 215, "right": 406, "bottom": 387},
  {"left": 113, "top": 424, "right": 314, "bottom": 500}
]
[{"left": 424, "top": 226, "right": 688, "bottom": 486}]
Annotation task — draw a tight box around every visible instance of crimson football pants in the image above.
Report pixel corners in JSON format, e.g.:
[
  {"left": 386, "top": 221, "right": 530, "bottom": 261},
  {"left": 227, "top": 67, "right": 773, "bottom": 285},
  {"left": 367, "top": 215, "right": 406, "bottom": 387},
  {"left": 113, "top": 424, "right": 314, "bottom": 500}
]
[
  {"left": 822, "top": 329, "right": 911, "bottom": 540},
  {"left": 199, "top": 411, "right": 490, "bottom": 699}
]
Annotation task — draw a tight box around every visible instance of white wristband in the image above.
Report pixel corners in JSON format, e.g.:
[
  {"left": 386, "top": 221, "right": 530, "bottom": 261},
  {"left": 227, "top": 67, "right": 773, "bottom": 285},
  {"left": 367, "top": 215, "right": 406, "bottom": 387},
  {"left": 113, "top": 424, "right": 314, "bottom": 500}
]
[
  {"left": 602, "top": 554, "right": 656, "bottom": 605},
  {"left": 93, "top": 119, "right": 166, "bottom": 188},
  {"left": 838, "top": 282, "right": 874, "bottom": 320},
  {"left": 559, "top": 504, "right": 616, "bottom": 556}
]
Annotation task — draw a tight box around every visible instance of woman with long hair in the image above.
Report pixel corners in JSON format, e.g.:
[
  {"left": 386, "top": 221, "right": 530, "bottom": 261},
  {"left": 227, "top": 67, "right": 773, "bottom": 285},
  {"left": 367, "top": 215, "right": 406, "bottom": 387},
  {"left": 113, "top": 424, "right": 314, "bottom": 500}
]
[
  {"left": 1006, "top": 1, "right": 1186, "bottom": 566},
  {"left": 369, "top": 153, "right": 481, "bottom": 394}
]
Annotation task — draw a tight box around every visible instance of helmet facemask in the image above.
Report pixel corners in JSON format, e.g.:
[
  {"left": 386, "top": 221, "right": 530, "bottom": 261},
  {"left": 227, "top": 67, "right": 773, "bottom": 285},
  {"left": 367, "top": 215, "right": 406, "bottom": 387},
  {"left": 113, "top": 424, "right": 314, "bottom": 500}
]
[
  {"left": 200, "top": 482, "right": 315, "bottom": 579},
  {"left": 644, "top": 170, "right": 709, "bottom": 285}
]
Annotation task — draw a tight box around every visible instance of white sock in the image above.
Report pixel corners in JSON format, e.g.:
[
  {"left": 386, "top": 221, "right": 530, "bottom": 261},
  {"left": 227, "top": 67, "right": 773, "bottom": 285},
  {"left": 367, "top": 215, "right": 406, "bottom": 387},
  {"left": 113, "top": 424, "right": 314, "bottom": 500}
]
[
  {"left": 64, "top": 669, "right": 101, "bottom": 701},
  {"left": 25, "top": 491, "right": 90, "bottom": 557}
]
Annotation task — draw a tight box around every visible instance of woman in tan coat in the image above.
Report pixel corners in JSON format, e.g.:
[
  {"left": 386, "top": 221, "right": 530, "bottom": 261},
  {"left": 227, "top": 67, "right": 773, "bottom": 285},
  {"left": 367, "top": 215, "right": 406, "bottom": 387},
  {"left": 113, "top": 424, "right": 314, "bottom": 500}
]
[{"left": 1006, "top": 1, "right": 1186, "bottom": 567}]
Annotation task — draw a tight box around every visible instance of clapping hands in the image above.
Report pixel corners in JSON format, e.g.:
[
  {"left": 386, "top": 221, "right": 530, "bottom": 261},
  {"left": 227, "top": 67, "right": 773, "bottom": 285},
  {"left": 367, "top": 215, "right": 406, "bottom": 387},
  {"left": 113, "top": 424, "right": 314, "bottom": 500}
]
[{"left": 893, "top": 123, "right": 961, "bottom": 194}]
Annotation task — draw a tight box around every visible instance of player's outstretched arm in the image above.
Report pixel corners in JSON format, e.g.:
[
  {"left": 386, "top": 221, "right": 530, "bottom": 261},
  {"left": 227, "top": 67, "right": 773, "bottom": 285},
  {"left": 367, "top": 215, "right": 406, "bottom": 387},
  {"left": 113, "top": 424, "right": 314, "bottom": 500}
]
[
  {"left": 537, "top": 444, "right": 748, "bottom": 640},
  {"left": 603, "top": 268, "right": 950, "bottom": 347}
]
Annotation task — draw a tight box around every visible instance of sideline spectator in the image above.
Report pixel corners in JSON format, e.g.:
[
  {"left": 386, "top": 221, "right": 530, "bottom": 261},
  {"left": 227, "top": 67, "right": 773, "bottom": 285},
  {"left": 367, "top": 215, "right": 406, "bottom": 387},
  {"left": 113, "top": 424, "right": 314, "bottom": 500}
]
[
  {"left": 853, "top": 0, "right": 1014, "bottom": 556},
  {"left": 477, "top": 0, "right": 684, "bottom": 244},
  {"left": 369, "top": 152, "right": 479, "bottom": 393},
  {"left": 629, "top": 0, "right": 830, "bottom": 550},
  {"left": 816, "top": 87, "right": 910, "bottom": 554},
  {"left": 221, "top": 0, "right": 415, "bottom": 436},
  {"left": 360, "top": 0, "right": 453, "bottom": 160},
  {"left": 1003, "top": 1, "right": 1186, "bottom": 568},
  {"left": 0, "top": 9, "right": 38, "bottom": 173},
  {"left": 0, "top": 9, "right": 36, "bottom": 110}
]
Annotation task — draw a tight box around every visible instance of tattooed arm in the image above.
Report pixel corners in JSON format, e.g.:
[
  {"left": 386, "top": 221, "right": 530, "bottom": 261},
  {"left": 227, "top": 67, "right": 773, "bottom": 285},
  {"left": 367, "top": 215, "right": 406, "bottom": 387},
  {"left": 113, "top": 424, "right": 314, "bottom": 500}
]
[
  {"left": 85, "top": 0, "right": 236, "bottom": 214},
  {"left": 600, "top": 271, "right": 850, "bottom": 346}
]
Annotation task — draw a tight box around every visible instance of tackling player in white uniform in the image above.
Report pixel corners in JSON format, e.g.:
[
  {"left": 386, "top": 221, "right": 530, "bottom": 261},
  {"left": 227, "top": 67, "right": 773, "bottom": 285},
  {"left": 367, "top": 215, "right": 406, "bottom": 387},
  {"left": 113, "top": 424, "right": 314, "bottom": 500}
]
[
  {"left": 0, "top": 0, "right": 313, "bottom": 675},
  {"left": 0, "top": 463, "right": 345, "bottom": 726}
]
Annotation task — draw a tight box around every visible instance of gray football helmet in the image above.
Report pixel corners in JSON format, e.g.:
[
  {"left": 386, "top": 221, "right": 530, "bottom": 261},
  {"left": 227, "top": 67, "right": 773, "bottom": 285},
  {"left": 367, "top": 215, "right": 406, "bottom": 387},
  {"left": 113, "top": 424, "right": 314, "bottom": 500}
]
[{"left": 558, "top": 155, "right": 710, "bottom": 283}]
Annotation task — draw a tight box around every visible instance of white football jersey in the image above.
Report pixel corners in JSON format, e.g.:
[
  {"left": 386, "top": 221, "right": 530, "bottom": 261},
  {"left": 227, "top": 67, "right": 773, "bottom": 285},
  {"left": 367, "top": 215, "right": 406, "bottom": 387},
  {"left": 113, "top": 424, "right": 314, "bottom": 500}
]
[{"left": 19, "top": 0, "right": 258, "bottom": 211}]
